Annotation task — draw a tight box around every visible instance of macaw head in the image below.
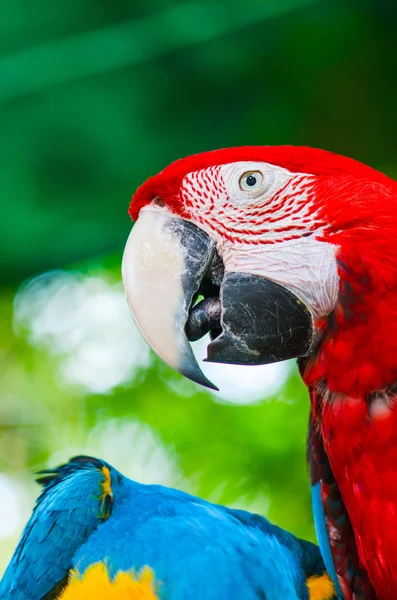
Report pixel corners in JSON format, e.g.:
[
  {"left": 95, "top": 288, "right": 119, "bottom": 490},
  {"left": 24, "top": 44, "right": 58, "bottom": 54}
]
[{"left": 122, "top": 146, "right": 397, "bottom": 394}]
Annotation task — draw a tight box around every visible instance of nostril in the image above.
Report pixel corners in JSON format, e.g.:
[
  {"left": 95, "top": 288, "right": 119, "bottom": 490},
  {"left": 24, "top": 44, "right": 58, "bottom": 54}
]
[{"left": 152, "top": 197, "right": 165, "bottom": 207}]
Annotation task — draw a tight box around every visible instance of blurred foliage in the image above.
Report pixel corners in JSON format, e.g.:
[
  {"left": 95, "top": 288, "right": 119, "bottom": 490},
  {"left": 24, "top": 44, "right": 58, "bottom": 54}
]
[
  {"left": 1, "top": 0, "right": 397, "bottom": 577},
  {"left": 2, "top": 0, "right": 397, "bottom": 281}
]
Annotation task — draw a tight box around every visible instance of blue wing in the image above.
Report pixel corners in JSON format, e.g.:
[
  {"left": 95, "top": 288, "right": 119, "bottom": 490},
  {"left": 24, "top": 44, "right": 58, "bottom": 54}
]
[
  {"left": 71, "top": 479, "right": 333, "bottom": 600},
  {"left": 1, "top": 454, "right": 336, "bottom": 600},
  {"left": 220, "top": 506, "right": 323, "bottom": 574},
  {"left": 0, "top": 456, "right": 115, "bottom": 599},
  {"left": 72, "top": 497, "right": 305, "bottom": 600}
]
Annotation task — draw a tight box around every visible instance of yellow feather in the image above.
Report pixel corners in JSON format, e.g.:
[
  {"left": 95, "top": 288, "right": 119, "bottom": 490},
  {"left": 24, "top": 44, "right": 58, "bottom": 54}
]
[
  {"left": 307, "top": 572, "right": 336, "bottom": 600},
  {"left": 99, "top": 466, "right": 113, "bottom": 519},
  {"left": 100, "top": 467, "right": 112, "bottom": 500},
  {"left": 58, "top": 563, "right": 159, "bottom": 600}
]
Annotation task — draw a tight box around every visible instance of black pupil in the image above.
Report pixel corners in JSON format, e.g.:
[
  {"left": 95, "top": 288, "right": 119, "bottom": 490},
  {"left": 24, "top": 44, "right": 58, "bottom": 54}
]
[{"left": 246, "top": 175, "right": 257, "bottom": 187}]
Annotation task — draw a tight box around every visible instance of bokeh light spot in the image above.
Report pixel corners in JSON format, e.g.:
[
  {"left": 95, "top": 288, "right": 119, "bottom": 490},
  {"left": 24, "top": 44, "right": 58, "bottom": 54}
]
[
  {"left": 13, "top": 271, "right": 151, "bottom": 394},
  {"left": 0, "top": 475, "right": 23, "bottom": 540},
  {"left": 192, "top": 335, "right": 293, "bottom": 405}
]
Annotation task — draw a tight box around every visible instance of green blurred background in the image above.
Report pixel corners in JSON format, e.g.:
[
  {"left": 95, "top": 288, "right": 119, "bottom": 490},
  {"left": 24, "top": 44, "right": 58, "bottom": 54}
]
[{"left": 1, "top": 0, "right": 396, "bottom": 575}]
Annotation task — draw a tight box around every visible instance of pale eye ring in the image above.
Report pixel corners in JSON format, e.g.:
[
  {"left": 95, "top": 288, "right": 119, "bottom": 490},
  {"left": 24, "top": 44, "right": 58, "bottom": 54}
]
[{"left": 239, "top": 171, "right": 264, "bottom": 192}]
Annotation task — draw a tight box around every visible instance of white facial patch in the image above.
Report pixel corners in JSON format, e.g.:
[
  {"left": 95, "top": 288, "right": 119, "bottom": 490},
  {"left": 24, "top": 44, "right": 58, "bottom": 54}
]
[
  {"left": 221, "top": 161, "right": 295, "bottom": 207},
  {"left": 220, "top": 237, "right": 339, "bottom": 319},
  {"left": 181, "top": 160, "right": 340, "bottom": 319}
]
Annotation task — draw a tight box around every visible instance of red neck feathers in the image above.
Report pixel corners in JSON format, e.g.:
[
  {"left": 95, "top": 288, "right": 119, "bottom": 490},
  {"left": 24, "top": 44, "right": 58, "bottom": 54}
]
[
  {"left": 302, "top": 174, "right": 397, "bottom": 600},
  {"left": 303, "top": 175, "right": 397, "bottom": 398}
]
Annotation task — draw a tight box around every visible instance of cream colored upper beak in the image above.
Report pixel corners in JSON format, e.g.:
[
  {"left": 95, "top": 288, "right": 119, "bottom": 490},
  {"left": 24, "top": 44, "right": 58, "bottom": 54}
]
[{"left": 122, "top": 207, "right": 217, "bottom": 389}]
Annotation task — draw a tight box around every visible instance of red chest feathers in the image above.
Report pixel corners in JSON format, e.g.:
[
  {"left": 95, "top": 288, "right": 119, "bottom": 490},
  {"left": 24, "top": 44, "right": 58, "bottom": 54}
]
[{"left": 322, "top": 396, "right": 397, "bottom": 600}]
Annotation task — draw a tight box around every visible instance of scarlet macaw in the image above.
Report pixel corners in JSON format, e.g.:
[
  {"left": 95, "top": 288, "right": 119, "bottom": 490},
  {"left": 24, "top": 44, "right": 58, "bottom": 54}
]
[
  {"left": 0, "top": 455, "right": 334, "bottom": 599},
  {"left": 122, "top": 146, "right": 397, "bottom": 600}
]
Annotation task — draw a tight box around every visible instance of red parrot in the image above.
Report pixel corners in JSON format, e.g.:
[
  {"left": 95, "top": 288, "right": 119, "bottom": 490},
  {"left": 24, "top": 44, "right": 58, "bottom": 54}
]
[{"left": 122, "top": 146, "right": 397, "bottom": 600}]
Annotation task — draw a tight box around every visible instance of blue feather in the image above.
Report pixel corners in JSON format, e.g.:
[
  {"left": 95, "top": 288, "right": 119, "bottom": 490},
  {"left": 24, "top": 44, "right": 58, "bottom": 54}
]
[
  {"left": 312, "top": 482, "right": 344, "bottom": 600},
  {"left": 1, "top": 456, "right": 335, "bottom": 600},
  {"left": 0, "top": 456, "right": 115, "bottom": 599}
]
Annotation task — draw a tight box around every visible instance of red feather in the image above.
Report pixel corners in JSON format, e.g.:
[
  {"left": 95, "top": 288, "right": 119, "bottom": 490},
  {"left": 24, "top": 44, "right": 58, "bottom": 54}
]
[
  {"left": 130, "top": 145, "right": 396, "bottom": 220},
  {"left": 307, "top": 380, "right": 376, "bottom": 600}
]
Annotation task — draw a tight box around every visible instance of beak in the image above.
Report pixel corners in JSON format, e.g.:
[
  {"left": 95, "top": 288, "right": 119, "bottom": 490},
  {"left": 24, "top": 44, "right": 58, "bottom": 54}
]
[
  {"left": 122, "top": 209, "right": 314, "bottom": 390},
  {"left": 204, "top": 272, "right": 313, "bottom": 365},
  {"left": 122, "top": 208, "right": 218, "bottom": 390}
]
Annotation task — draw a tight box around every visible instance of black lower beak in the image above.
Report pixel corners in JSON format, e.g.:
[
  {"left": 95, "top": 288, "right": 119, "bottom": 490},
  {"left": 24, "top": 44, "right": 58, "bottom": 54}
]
[{"left": 187, "top": 272, "right": 313, "bottom": 366}]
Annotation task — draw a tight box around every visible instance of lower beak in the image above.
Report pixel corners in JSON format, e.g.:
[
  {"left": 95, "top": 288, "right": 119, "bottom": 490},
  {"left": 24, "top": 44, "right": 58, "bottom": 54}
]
[
  {"left": 204, "top": 272, "right": 313, "bottom": 365},
  {"left": 122, "top": 210, "right": 313, "bottom": 390}
]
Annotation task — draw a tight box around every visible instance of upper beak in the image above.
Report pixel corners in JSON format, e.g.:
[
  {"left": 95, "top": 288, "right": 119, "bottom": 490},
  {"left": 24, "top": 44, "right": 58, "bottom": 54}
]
[
  {"left": 122, "top": 208, "right": 314, "bottom": 390},
  {"left": 122, "top": 208, "right": 218, "bottom": 390}
]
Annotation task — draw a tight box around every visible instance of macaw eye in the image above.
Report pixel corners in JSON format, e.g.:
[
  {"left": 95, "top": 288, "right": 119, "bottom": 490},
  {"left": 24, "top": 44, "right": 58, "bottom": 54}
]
[{"left": 239, "top": 171, "right": 264, "bottom": 192}]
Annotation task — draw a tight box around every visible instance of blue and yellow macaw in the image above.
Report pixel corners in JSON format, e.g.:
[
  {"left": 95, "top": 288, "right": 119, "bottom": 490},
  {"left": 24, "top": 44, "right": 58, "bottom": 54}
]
[{"left": 0, "top": 456, "right": 335, "bottom": 600}]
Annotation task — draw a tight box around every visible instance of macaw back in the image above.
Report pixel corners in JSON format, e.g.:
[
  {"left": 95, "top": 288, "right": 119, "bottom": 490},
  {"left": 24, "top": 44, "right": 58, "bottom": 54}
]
[{"left": 0, "top": 456, "right": 336, "bottom": 600}]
